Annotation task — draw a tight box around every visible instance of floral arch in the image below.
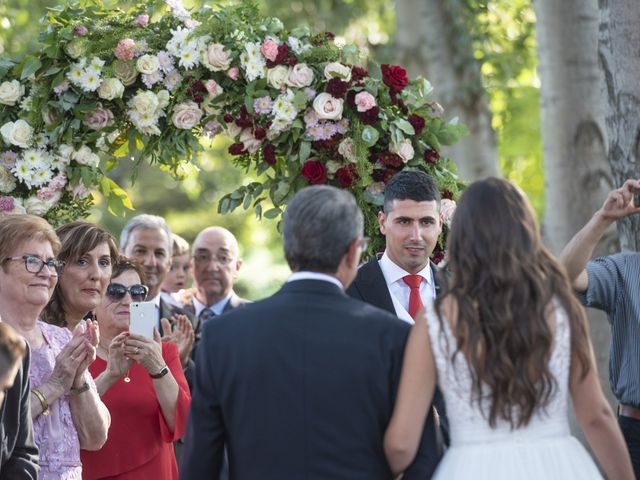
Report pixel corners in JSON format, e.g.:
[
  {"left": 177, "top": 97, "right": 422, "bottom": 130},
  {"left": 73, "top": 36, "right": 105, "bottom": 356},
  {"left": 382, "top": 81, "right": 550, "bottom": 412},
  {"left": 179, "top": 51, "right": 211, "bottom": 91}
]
[{"left": 0, "top": 0, "right": 466, "bottom": 258}]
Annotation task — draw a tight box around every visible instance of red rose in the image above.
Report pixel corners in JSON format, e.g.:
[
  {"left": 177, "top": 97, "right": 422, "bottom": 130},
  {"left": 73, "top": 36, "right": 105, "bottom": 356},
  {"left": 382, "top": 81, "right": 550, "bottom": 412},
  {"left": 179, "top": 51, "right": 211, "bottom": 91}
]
[
  {"left": 335, "top": 165, "right": 359, "bottom": 188},
  {"left": 263, "top": 144, "right": 276, "bottom": 165},
  {"left": 301, "top": 160, "right": 327, "bottom": 184},
  {"left": 228, "top": 143, "right": 245, "bottom": 155},
  {"left": 382, "top": 64, "right": 408, "bottom": 93},
  {"left": 408, "top": 114, "right": 425, "bottom": 135}
]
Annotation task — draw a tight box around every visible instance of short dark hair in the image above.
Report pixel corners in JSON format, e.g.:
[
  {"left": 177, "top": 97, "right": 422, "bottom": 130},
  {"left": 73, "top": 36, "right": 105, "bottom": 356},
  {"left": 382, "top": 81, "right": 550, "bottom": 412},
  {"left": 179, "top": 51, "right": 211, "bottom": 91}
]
[
  {"left": 283, "top": 186, "right": 363, "bottom": 273},
  {"left": 383, "top": 170, "right": 441, "bottom": 213}
]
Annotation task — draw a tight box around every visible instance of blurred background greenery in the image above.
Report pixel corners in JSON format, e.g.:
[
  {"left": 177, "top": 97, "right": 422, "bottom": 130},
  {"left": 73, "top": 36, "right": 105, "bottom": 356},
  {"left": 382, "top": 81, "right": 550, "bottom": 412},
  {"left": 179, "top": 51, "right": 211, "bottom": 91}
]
[{"left": 0, "top": 0, "right": 541, "bottom": 300}]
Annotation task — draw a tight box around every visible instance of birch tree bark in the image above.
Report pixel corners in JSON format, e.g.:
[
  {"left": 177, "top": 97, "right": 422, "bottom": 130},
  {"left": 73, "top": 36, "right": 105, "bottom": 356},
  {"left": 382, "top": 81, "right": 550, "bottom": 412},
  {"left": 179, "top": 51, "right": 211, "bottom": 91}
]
[
  {"left": 395, "top": 0, "right": 500, "bottom": 182},
  {"left": 599, "top": 0, "right": 640, "bottom": 250}
]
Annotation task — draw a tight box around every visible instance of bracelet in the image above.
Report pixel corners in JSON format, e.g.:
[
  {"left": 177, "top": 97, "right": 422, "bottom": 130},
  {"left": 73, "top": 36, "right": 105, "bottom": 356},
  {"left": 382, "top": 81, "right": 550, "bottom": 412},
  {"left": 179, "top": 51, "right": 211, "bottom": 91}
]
[
  {"left": 150, "top": 365, "right": 169, "bottom": 379},
  {"left": 70, "top": 382, "right": 90, "bottom": 395},
  {"left": 31, "top": 388, "right": 50, "bottom": 416}
]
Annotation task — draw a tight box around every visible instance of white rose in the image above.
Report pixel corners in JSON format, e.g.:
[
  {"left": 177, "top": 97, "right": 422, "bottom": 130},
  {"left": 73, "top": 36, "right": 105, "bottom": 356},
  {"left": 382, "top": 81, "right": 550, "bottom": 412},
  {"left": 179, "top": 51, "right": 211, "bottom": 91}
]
[
  {"left": 239, "top": 128, "right": 262, "bottom": 153},
  {"left": 324, "top": 62, "right": 351, "bottom": 81},
  {"left": 312, "top": 92, "right": 344, "bottom": 120},
  {"left": 136, "top": 54, "right": 160, "bottom": 75},
  {"left": 202, "top": 43, "right": 232, "bottom": 71},
  {"left": 440, "top": 199, "right": 457, "bottom": 227},
  {"left": 112, "top": 60, "right": 138, "bottom": 86},
  {"left": 338, "top": 138, "right": 357, "bottom": 163},
  {"left": 73, "top": 145, "right": 100, "bottom": 167},
  {"left": 286, "top": 63, "right": 314, "bottom": 88},
  {"left": 58, "top": 144, "right": 74, "bottom": 159},
  {"left": 24, "top": 196, "right": 52, "bottom": 215},
  {"left": 171, "top": 101, "right": 203, "bottom": 129},
  {"left": 64, "top": 38, "right": 87, "bottom": 59},
  {"left": 267, "top": 65, "right": 289, "bottom": 90},
  {"left": 157, "top": 90, "right": 170, "bottom": 109},
  {"left": 131, "top": 91, "right": 159, "bottom": 116},
  {"left": 97, "top": 78, "right": 125, "bottom": 100},
  {"left": 0, "top": 166, "right": 16, "bottom": 193},
  {"left": 391, "top": 139, "right": 415, "bottom": 163},
  {"left": 325, "top": 160, "right": 341, "bottom": 175},
  {"left": 0, "top": 120, "right": 33, "bottom": 149},
  {"left": 0, "top": 80, "right": 25, "bottom": 106}
]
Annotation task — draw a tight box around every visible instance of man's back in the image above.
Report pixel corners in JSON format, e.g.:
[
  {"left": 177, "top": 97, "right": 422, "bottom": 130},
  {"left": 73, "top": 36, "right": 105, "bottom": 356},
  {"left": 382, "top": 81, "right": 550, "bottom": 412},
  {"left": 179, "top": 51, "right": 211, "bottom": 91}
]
[{"left": 180, "top": 279, "right": 410, "bottom": 480}]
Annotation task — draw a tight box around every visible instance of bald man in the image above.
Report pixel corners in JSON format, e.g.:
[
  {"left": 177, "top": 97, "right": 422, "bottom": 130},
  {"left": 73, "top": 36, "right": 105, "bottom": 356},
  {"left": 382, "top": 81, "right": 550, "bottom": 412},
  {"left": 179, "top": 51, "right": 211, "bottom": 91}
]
[{"left": 185, "top": 227, "right": 250, "bottom": 348}]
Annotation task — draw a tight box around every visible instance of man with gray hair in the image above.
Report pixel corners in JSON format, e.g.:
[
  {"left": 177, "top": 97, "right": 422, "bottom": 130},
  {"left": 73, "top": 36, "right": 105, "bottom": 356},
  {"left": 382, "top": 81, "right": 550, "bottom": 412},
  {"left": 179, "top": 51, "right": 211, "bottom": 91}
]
[{"left": 180, "top": 186, "right": 437, "bottom": 479}]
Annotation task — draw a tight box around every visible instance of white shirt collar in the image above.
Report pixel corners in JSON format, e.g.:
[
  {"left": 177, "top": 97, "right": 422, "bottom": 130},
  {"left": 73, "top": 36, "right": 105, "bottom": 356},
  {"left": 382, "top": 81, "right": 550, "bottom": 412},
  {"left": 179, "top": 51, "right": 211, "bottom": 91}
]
[
  {"left": 193, "top": 292, "right": 233, "bottom": 317},
  {"left": 287, "top": 271, "right": 344, "bottom": 290},
  {"left": 378, "top": 251, "right": 434, "bottom": 287}
]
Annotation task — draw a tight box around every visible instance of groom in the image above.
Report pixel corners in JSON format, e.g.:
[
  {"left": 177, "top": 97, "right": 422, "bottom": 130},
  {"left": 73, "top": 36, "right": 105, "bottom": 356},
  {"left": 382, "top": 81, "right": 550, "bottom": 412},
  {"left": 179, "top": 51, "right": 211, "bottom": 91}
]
[
  {"left": 347, "top": 170, "right": 449, "bottom": 448},
  {"left": 180, "top": 185, "right": 439, "bottom": 479}
]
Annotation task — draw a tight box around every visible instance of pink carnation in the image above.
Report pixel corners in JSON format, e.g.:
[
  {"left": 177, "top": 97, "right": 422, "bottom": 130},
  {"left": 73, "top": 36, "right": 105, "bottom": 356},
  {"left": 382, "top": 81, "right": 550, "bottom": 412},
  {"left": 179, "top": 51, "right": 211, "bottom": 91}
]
[
  {"left": 227, "top": 67, "right": 240, "bottom": 80},
  {"left": 135, "top": 14, "right": 149, "bottom": 27},
  {"left": 115, "top": 39, "right": 136, "bottom": 61},
  {"left": 0, "top": 196, "right": 15, "bottom": 212},
  {"left": 37, "top": 187, "right": 57, "bottom": 201},
  {"left": 261, "top": 38, "right": 279, "bottom": 62}
]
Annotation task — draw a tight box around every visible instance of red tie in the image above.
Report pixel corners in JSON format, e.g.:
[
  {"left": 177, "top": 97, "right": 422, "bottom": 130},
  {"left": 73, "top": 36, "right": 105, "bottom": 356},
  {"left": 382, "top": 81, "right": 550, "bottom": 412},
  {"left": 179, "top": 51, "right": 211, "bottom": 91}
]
[{"left": 403, "top": 274, "right": 424, "bottom": 318}]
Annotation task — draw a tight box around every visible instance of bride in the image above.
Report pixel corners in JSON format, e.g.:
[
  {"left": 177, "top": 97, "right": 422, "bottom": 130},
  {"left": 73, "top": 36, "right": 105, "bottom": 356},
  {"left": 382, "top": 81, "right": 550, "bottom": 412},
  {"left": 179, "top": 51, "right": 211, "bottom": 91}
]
[{"left": 384, "top": 177, "right": 633, "bottom": 479}]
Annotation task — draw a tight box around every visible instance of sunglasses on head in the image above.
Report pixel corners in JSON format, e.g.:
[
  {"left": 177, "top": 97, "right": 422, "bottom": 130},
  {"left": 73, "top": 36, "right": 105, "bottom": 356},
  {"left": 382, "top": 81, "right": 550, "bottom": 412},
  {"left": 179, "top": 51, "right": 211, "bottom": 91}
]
[{"left": 106, "top": 283, "right": 149, "bottom": 302}]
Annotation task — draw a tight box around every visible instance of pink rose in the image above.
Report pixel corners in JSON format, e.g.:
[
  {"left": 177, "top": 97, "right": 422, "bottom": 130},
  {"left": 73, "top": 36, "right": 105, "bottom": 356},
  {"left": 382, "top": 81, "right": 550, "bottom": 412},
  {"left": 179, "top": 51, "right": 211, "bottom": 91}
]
[
  {"left": 203, "top": 44, "right": 232, "bottom": 71},
  {"left": 171, "top": 101, "right": 203, "bottom": 129},
  {"left": 261, "top": 38, "right": 279, "bottom": 62},
  {"left": 115, "top": 38, "right": 136, "bottom": 61},
  {"left": 287, "top": 63, "right": 314, "bottom": 88},
  {"left": 135, "top": 14, "right": 149, "bottom": 27},
  {"left": 227, "top": 67, "right": 240, "bottom": 80},
  {"left": 390, "top": 139, "right": 414, "bottom": 163},
  {"left": 440, "top": 199, "right": 456, "bottom": 226},
  {"left": 354, "top": 91, "right": 376, "bottom": 112},
  {"left": 83, "top": 105, "right": 114, "bottom": 131},
  {"left": 205, "top": 79, "right": 223, "bottom": 97}
]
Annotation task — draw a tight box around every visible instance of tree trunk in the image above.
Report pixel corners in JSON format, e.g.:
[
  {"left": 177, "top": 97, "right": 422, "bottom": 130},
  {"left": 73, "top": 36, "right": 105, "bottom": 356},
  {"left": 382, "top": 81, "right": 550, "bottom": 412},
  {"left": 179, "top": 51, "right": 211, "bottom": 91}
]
[
  {"left": 599, "top": 0, "right": 640, "bottom": 251},
  {"left": 395, "top": 0, "right": 500, "bottom": 182},
  {"left": 535, "top": 0, "right": 618, "bottom": 448}
]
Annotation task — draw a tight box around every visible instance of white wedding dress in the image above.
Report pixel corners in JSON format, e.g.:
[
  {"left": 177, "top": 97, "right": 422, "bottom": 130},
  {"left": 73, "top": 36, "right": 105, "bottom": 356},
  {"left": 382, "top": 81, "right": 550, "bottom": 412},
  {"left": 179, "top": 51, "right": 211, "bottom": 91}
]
[{"left": 424, "top": 299, "right": 603, "bottom": 479}]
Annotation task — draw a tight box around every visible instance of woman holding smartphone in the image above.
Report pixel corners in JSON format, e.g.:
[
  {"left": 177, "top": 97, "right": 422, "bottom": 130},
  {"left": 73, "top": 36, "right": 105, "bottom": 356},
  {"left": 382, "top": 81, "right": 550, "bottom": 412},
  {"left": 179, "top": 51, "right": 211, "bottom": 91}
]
[{"left": 81, "top": 257, "right": 191, "bottom": 480}]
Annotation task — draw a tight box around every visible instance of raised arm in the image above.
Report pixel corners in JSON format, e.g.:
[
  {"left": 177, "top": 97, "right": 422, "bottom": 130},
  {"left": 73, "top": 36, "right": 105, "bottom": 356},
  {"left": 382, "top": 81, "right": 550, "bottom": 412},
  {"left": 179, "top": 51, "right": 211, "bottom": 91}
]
[
  {"left": 570, "top": 327, "right": 634, "bottom": 479},
  {"left": 384, "top": 309, "right": 437, "bottom": 476},
  {"left": 560, "top": 179, "right": 640, "bottom": 292}
]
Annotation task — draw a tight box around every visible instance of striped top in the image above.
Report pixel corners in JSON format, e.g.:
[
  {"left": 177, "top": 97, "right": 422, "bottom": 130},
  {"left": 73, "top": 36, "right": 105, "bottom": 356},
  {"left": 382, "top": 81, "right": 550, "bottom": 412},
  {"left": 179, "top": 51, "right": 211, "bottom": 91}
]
[{"left": 579, "top": 252, "right": 640, "bottom": 407}]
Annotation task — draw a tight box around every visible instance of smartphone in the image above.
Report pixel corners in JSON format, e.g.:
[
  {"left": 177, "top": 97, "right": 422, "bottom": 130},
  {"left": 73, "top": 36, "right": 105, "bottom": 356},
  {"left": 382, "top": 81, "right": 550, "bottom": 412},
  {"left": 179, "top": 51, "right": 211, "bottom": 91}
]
[{"left": 129, "top": 301, "right": 157, "bottom": 339}]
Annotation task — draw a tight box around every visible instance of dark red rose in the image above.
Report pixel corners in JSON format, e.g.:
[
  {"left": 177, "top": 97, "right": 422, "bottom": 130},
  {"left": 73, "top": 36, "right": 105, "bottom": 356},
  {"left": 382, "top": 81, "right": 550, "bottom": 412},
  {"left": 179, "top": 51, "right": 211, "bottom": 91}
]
[
  {"left": 379, "top": 151, "right": 403, "bottom": 168},
  {"left": 266, "top": 44, "right": 291, "bottom": 68},
  {"left": 408, "top": 114, "right": 425, "bottom": 135},
  {"left": 325, "top": 78, "right": 348, "bottom": 99},
  {"left": 335, "top": 165, "right": 359, "bottom": 188},
  {"left": 301, "top": 160, "right": 327, "bottom": 184},
  {"left": 351, "top": 66, "right": 369, "bottom": 82},
  {"left": 263, "top": 144, "right": 276, "bottom": 165},
  {"left": 236, "top": 117, "right": 253, "bottom": 128},
  {"left": 228, "top": 143, "right": 245, "bottom": 155},
  {"left": 442, "top": 190, "right": 454, "bottom": 200},
  {"left": 382, "top": 64, "right": 408, "bottom": 93},
  {"left": 193, "top": 94, "right": 203, "bottom": 104},
  {"left": 254, "top": 127, "right": 266, "bottom": 140},
  {"left": 372, "top": 168, "right": 397, "bottom": 183},
  {"left": 359, "top": 106, "right": 380, "bottom": 125},
  {"left": 424, "top": 149, "right": 440, "bottom": 164},
  {"left": 223, "top": 113, "right": 234, "bottom": 123}
]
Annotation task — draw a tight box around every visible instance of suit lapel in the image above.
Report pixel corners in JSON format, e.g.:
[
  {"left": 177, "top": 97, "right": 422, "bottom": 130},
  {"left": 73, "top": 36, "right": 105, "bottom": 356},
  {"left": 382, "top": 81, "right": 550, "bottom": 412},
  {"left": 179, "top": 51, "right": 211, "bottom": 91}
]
[{"left": 355, "top": 258, "right": 395, "bottom": 314}]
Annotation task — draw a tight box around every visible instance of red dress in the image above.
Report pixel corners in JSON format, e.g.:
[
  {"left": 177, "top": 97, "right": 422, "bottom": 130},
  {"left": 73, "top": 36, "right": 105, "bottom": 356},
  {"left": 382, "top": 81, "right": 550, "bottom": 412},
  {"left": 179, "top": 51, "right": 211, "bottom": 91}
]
[{"left": 81, "top": 342, "right": 191, "bottom": 479}]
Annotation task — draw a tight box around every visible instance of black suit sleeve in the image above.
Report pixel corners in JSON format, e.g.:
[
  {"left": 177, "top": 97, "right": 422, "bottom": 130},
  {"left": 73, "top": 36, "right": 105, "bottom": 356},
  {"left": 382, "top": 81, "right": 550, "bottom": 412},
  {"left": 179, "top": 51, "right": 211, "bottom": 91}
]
[
  {"left": 179, "top": 325, "right": 225, "bottom": 480},
  {"left": 1, "top": 349, "right": 39, "bottom": 479}
]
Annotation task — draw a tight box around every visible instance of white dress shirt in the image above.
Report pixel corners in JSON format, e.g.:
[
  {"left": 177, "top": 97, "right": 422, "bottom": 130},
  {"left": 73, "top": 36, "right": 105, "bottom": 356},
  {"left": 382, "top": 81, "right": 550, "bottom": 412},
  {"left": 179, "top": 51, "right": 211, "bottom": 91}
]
[
  {"left": 193, "top": 292, "right": 233, "bottom": 317},
  {"left": 287, "top": 271, "right": 344, "bottom": 290},
  {"left": 378, "top": 251, "right": 436, "bottom": 324}
]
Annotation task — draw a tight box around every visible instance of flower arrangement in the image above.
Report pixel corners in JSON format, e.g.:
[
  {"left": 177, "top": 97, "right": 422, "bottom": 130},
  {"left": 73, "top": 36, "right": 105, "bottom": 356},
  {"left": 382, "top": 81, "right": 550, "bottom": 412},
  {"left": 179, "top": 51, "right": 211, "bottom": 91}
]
[{"left": 0, "top": 0, "right": 466, "bottom": 258}]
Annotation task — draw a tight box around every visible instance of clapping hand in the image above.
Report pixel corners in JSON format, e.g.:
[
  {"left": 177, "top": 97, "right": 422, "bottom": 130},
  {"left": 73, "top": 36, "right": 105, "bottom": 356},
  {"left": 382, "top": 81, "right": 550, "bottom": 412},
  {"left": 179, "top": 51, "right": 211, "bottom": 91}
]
[
  {"left": 600, "top": 179, "right": 640, "bottom": 220},
  {"left": 50, "top": 323, "right": 92, "bottom": 394},
  {"left": 161, "top": 314, "right": 195, "bottom": 367},
  {"left": 71, "top": 319, "right": 99, "bottom": 388}
]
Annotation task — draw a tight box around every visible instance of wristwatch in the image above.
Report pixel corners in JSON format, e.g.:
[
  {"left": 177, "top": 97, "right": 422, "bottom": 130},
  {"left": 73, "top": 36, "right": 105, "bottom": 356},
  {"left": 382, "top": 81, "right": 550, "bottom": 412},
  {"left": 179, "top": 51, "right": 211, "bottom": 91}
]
[{"left": 150, "top": 365, "right": 169, "bottom": 379}]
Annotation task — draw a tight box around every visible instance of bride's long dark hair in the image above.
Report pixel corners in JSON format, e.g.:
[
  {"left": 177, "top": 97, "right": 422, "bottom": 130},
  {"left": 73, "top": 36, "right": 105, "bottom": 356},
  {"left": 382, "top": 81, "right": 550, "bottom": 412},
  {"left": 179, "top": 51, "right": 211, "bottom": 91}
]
[{"left": 435, "top": 177, "right": 591, "bottom": 428}]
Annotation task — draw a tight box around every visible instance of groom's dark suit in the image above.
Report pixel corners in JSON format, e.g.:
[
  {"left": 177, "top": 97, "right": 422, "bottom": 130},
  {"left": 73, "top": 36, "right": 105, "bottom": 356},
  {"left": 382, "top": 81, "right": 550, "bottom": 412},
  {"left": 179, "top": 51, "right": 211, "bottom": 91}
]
[
  {"left": 347, "top": 256, "right": 449, "bottom": 472},
  {"left": 180, "top": 279, "right": 439, "bottom": 480}
]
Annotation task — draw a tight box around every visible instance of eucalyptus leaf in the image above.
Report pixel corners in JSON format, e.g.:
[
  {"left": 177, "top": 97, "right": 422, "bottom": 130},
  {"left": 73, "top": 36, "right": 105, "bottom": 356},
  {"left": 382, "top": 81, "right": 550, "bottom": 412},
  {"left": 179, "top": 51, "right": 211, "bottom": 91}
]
[
  {"left": 20, "top": 57, "right": 42, "bottom": 80},
  {"left": 264, "top": 207, "right": 282, "bottom": 219},
  {"left": 361, "top": 126, "right": 379, "bottom": 147},
  {"left": 394, "top": 119, "right": 416, "bottom": 135}
]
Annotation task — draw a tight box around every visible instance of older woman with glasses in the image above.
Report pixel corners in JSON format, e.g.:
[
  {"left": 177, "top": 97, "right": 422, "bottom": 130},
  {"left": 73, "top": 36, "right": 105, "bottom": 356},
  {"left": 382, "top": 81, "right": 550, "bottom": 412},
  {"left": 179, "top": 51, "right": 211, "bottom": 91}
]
[
  {"left": 81, "top": 257, "right": 191, "bottom": 480},
  {"left": 0, "top": 215, "right": 110, "bottom": 480}
]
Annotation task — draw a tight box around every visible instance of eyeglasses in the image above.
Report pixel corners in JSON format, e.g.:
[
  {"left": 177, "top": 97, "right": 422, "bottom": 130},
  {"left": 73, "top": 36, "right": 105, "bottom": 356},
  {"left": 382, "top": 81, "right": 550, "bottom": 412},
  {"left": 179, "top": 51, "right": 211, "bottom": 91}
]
[
  {"left": 3, "top": 255, "right": 65, "bottom": 276},
  {"left": 193, "top": 253, "right": 234, "bottom": 267},
  {"left": 106, "top": 283, "right": 149, "bottom": 302}
]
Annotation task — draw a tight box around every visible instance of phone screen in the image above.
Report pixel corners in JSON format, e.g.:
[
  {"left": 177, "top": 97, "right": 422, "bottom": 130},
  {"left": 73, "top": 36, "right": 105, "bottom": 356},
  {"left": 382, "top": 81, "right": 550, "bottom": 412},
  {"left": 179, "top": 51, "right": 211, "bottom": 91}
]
[{"left": 129, "top": 301, "right": 157, "bottom": 338}]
